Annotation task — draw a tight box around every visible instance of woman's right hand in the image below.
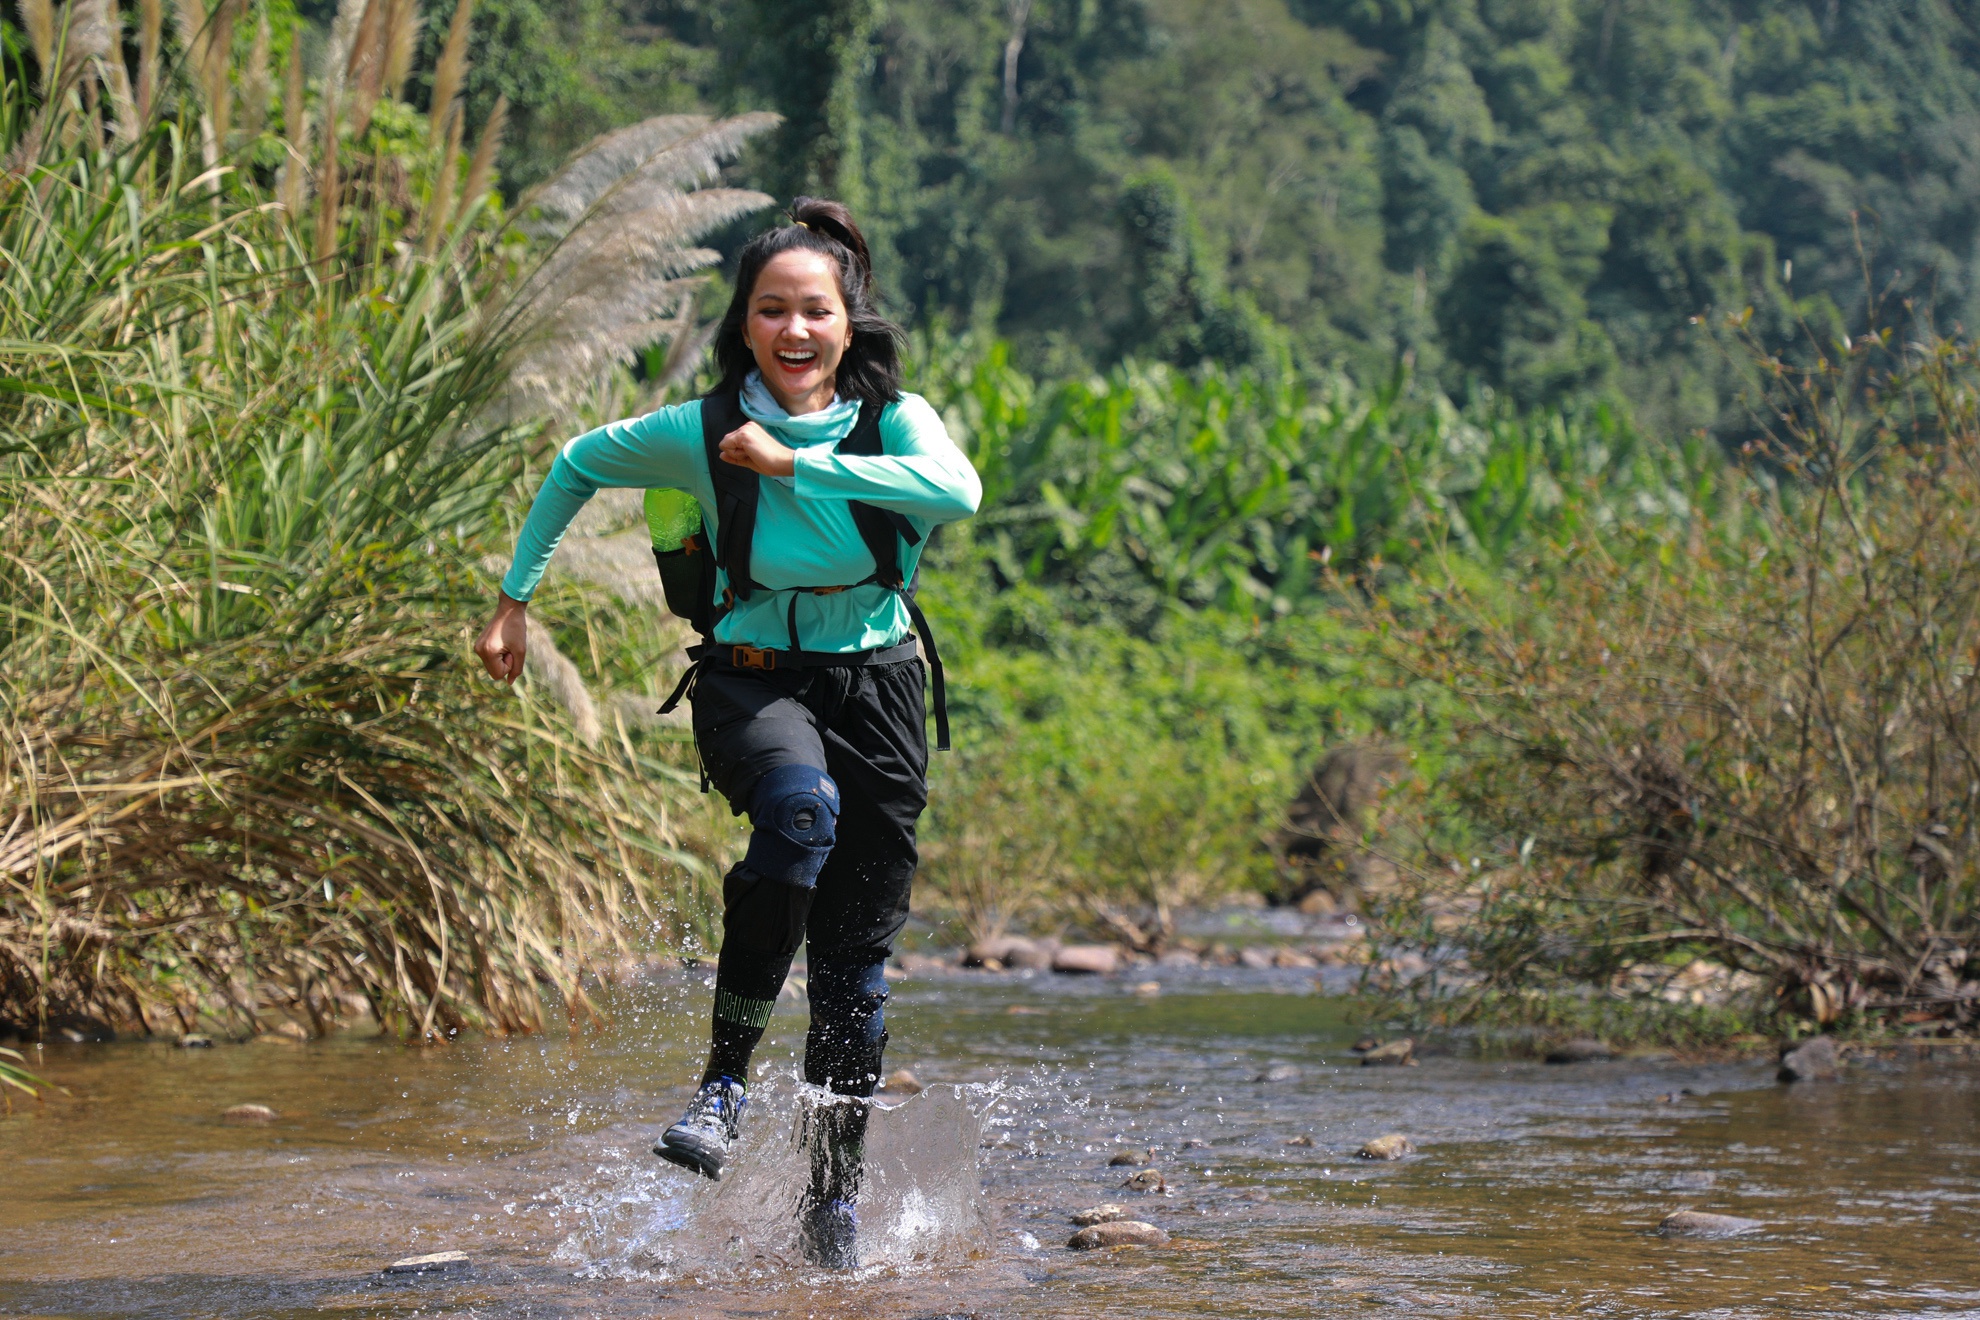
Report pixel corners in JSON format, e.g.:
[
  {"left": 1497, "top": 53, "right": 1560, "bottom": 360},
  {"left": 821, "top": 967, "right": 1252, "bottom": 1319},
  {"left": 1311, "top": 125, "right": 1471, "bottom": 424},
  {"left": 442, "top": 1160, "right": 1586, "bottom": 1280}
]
[{"left": 474, "top": 592, "right": 529, "bottom": 683}]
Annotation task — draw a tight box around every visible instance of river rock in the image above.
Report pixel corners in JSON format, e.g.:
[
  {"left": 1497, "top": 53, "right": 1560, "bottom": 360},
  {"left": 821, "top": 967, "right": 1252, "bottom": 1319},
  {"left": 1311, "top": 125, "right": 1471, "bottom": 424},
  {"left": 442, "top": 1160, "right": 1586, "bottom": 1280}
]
[
  {"left": 879, "top": 1068, "right": 924, "bottom": 1095},
  {"left": 1133, "top": 980, "right": 1162, "bottom": 996},
  {"left": 1778, "top": 1035, "right": 1841, "bottom": 1082},
  {"left": 1120, "top": 1167, "right": 1167, "bottom": 1192},
  {"left": 177, "top": 1034, "right": 213, "bottom": 1048},
  {"left": 965, "top": 936, "right": 1055, "bottom": 971},
  {"left": 1108, "top": 1147, "right": 1153, "bottom": 1166},
  {"left": 1546, "top": 1038, "right": 1614, "bottom": 1064},
  {"left": 1068, "top": 1220, "right": 1169, "bottom": 1250},
  {"left": 385, "top": 1250, "right": 470, "bottom": 1273},
  {"left": 1156, "top": 949, "right": 1201, "bottom": 969},
  {"left": 1357, "top": 1133, "right": 1414, "bottom": 1160},
  {"left": 894, "top": 953, "right": 949, "bottom": 977},
  {"left": 1666, "top": 1170, "right": 1717, "bottom": 1190},
  {"left": 1350, "top": 1036, "right": 1380, "bottom": 1053},
  {"left": 1180, "top": 1137, "right": 1210, "bottom": 1150},
  {"left": 1285, "top": 1134, "right": 1316, "bottom": 1147},
  {"left": 1238, "top": 946, "right": 1276, "bottom": 970},
  {"left": 1360, "top": 1038, "right": 1415, "bottom": 1066},
  {"left": 221, "top": 1103, "right": 278, "bottom": 1123},
  {"left": 1070, "top": 1203, "right": 1127, "bottom": 1226},
  {"left": 1052, "top": 944, "right": 1121, "bottom": 976},
  {"left": 1256, "top": 1063, "right": 1301, "bottom": 1083},
  {"left": 1658, "top": 1210, "right": 1764, "bottom": 1238}
]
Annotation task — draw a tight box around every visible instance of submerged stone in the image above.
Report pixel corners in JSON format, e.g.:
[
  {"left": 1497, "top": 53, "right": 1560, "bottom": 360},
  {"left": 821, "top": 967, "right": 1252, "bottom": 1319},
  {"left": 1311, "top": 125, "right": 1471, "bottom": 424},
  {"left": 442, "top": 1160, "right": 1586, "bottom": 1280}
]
[
  {"left": 1358, "top": 1133, "right": 1414, "bottom": 1160},
  {"left": 1285, "top": 1134, "right": 1316, "bottom": 1147},
  {"left": 1256, "top": 1063, "right": 1301, "bottom": 1083},
  {"left": 1108, "top": 1147, "right": 1152, "bottom": 1166},
  {"left": 1659, "top": 1210, "right": 1764, "bottom": 1238},
  {"left": 1360, "top": 1038, "right": 1414, "bottom": 1066},
  {"left": 385, "top": 1250, "right": 470, "bottom": 1273},
  {"left": 1778, "top": 1036, "right": 1841, "bottom": 1082},
  {"left": 1068, "top": 1220, "right": 1169, "bottom": 1250},
  {"left": 1120, "top": 1167, "right": 1167, "bottom": 1192},
  {"left": 221, "top": 1103, "right": 278, "bottom": 1123},
  {"left": 878, "top": 1068, "right": 924, "bottom": 1095},
  {"left": 1070, "top": 1203, "right": 1127, "bottom": 1226}
]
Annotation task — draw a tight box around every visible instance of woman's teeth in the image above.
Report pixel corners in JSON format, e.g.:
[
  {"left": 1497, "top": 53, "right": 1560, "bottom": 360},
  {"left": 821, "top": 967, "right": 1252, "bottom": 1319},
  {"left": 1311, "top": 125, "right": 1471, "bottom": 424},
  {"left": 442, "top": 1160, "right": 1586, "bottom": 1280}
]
[{"left": 776, "top": 350, "right": 817, "bottom": 368}]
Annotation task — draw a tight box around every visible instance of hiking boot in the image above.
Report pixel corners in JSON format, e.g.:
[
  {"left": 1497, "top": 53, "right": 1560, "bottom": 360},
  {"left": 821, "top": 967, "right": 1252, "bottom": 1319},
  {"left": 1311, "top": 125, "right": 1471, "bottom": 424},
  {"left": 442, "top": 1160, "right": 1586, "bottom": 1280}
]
[
  {"left": 796, "top": 1097, "right": 867, "bottom": 1268},
  {"left": 798, "top": 1194, "right": 859, "bottom": 1268},
  {"left": 652, "top": 1076, "right": 746, "bottom": 1179}
]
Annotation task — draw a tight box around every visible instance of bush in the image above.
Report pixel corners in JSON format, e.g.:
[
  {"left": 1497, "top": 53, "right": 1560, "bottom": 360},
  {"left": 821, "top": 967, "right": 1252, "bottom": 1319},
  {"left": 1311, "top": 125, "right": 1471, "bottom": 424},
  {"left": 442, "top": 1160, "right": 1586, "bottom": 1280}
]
[{"left": 1368, "top": 320, "right": 1980, "bottom": 1039}]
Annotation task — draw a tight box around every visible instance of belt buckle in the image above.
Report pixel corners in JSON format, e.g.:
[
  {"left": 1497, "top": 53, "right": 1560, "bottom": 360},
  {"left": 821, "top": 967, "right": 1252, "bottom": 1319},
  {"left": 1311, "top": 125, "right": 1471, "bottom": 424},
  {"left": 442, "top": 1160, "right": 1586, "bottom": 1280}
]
[{"left": 733, "top": 644, "right": 774, "bottom": 671}]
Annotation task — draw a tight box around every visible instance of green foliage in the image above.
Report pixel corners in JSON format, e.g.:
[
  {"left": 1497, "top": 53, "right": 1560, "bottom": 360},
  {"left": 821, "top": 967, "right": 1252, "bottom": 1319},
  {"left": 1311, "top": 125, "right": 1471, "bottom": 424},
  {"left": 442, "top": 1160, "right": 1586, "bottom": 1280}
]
[{"left": 912, "top": 331, "right": 1701, "bottom": 624}]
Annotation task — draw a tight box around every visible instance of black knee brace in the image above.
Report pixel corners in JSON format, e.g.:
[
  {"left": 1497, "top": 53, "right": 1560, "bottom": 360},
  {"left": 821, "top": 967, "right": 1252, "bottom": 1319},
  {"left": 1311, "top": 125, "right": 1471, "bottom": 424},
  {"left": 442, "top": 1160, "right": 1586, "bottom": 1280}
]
[{"left": 720, "top": 764, "right": 839, "bottom": 964}]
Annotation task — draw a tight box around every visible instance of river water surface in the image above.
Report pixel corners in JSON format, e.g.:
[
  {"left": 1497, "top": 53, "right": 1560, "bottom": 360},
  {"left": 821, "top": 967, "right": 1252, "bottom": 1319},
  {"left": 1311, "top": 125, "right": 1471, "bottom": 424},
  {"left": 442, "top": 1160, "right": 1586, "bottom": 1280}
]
[{"left": 4, "top": 966, "right": 1977, "bottom": 1319}]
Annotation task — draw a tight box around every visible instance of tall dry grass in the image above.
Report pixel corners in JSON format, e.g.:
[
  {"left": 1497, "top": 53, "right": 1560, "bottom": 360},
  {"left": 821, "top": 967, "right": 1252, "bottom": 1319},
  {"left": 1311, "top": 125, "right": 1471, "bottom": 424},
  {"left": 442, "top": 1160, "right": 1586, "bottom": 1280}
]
[{"left": 0, "top": 1, "right": 772, "bottom": 1039}]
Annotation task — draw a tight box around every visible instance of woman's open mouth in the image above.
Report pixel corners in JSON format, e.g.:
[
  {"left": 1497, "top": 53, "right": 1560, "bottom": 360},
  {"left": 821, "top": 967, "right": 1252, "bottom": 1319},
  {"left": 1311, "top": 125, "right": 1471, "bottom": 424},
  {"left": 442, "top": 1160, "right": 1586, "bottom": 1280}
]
[{"left": 775, "top": 348, "right": 818, "bottom": 374}]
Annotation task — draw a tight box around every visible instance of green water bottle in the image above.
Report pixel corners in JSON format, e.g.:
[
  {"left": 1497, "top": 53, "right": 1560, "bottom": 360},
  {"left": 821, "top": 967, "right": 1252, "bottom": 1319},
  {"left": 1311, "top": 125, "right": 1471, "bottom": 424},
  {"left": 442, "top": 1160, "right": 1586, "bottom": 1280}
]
[
  {"left": 644, "top": 487, "right": 707, "bottom": 630},
  {"left": 644, "top": 487, "right": 699, "bottom": 551}
]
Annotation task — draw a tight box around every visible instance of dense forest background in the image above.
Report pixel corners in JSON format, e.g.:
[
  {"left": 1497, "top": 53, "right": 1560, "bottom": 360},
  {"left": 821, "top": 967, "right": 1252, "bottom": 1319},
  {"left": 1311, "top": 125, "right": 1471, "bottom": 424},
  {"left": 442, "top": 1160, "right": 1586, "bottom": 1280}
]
[{"left": 350, "top": 0, "right": 1980, "bottom": 435}]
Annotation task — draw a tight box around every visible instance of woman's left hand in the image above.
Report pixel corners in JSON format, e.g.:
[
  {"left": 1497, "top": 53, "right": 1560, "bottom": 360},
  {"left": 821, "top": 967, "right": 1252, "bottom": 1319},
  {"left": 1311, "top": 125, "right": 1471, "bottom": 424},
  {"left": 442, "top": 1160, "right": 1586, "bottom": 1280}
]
[{"left": 718, "top": 421, "right": 797, "bottom": 477}]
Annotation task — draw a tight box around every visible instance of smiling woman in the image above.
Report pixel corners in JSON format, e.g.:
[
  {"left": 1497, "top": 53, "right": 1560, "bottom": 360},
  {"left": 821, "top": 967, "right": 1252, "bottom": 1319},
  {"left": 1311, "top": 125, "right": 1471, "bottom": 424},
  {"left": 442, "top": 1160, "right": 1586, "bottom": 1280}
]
[{"left": 471, "top": 197, "right": 980, "bottom": 1268}]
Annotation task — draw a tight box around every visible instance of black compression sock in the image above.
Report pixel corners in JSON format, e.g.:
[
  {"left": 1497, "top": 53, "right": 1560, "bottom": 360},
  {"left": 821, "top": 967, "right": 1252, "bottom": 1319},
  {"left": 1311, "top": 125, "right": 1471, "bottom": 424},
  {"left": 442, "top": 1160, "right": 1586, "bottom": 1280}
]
[{"left": 701, "top": 984, "right": 778, "bottom": 1087}]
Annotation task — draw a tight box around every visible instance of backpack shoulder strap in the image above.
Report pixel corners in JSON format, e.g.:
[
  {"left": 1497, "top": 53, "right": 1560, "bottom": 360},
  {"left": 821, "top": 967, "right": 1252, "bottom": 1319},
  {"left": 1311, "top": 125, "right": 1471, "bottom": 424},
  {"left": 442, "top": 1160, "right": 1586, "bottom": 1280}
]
[
  {"left": 700, "top": 390, "right": 760, "bottom": 599},
  {"left": 843, "top": 398, "right": 923, "bottom": 588}
]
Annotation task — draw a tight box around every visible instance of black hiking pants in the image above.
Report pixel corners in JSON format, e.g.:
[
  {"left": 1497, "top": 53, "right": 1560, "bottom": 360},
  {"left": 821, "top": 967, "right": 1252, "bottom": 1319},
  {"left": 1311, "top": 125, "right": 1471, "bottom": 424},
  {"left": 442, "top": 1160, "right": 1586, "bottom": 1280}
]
[{"left": 691, "top": 655, "right": 928, "bottom": 1098}]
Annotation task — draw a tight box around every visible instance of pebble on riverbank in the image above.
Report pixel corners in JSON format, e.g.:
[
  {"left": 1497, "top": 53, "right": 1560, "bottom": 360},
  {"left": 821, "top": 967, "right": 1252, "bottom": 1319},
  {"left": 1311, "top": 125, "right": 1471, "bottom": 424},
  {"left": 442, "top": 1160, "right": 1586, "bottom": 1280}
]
[
  {"left": 965, "top": 936, "right": 1057, "bottom": 971},
  {"left": 385, "top": 1250, "right": 470, "bottom": 1273},
  {"left": 1357, "top": 1133, "right": 1414, "bottom": 1160},
  {"left": 1071, "top": 1203, "right": 1127, "bottom": 1226},
  {"left": 1052, "top": 944, "right": 1122, "bottom": 975},
  {"left": 221, "top": 1103, "right": 278, "bottom": 1123},
  {"left": 1777, "top": 1035, "right": 1841, "bottom": 1082},
  {"left": 1068, "top": 1221, "right": 1169, "bottom": 1250},
  {"left": 1120, "top": 1168, "right": 1168, "bottom": 1192},
  {"left": 1360, "top": 1038, "right": 1415, "bottom": 1066},
  {"left": 1658, "top": 1210, "right": 1764, "bottom": 1238},
  {"left": 1108, "top": 1147, "right": 1153, "bottom": 1166}
]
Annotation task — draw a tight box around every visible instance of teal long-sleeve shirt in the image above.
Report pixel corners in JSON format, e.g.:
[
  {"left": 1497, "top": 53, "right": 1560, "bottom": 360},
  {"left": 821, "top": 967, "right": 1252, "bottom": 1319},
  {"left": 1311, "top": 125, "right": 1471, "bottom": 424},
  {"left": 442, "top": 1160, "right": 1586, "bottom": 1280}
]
[{"left": 500, "top": 392, "right": 982, "bottom": 653}]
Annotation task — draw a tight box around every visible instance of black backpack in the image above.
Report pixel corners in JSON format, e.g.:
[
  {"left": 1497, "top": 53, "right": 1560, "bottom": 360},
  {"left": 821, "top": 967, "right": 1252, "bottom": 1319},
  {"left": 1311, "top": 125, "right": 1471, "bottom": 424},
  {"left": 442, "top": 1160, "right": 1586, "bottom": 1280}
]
[{"left": 653, "top": 390, "right": 949, "bottom": 749}]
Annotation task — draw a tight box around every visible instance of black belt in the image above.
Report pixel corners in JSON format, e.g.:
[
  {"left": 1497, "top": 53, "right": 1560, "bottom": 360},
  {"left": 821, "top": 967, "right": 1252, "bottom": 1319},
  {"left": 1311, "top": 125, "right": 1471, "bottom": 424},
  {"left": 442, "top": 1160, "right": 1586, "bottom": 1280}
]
[
  {"left": 655, "top": 618, "right": 948, "bottom": 753},
  {"left": 700, "top": 639, "right": 920, "bottom": 671}
]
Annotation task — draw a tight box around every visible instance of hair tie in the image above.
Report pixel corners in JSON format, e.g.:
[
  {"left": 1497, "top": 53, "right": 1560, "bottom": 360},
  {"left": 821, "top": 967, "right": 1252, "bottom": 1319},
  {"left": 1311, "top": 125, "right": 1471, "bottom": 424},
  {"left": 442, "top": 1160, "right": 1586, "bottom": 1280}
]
[{"left": 793, "top": 218, "right": 812, "bottom": 231}]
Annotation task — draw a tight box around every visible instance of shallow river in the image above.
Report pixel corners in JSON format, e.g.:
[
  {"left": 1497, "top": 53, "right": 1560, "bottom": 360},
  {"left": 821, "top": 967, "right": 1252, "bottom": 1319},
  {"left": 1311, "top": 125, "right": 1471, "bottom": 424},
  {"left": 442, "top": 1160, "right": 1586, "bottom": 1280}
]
[{"left": 4, "top": 966, "right": 1978, "bottom": 1319}]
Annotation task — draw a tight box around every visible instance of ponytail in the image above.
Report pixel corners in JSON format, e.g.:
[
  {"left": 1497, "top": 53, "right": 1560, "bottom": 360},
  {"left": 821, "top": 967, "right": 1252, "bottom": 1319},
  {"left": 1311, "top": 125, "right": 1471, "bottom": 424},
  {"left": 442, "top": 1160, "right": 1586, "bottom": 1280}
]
[{"left": 713, "top": 197, "right": 905, "bottom": 405}]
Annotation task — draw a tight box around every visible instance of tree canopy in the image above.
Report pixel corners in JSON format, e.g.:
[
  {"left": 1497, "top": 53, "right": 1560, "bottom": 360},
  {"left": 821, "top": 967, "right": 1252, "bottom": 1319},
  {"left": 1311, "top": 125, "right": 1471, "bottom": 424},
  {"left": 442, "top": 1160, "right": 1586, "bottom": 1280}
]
[{"left": 359, "top": 0, "right": 1980, "bottom": 428}]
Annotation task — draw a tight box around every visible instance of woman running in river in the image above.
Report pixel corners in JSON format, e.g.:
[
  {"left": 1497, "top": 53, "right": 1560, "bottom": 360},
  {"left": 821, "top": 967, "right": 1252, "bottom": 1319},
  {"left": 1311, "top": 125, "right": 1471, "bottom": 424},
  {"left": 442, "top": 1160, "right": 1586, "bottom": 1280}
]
[{"left": 473, "top": 198, "right": 981, "bottom": 1266}]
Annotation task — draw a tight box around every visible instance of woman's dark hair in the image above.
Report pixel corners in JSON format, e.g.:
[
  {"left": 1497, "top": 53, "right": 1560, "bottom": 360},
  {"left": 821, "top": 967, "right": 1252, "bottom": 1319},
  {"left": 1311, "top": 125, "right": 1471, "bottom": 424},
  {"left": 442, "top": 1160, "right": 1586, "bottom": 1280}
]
[{"left": 713, "top": 197, "right": 905, "bottom": 404}]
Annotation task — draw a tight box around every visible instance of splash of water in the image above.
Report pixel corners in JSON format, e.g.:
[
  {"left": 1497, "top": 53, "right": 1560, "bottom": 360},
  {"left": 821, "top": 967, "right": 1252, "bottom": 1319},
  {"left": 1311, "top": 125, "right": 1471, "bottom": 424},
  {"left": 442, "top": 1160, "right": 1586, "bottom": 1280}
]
[{"left": 554, "top": 1076, "right": 995, "bottom": 1281}]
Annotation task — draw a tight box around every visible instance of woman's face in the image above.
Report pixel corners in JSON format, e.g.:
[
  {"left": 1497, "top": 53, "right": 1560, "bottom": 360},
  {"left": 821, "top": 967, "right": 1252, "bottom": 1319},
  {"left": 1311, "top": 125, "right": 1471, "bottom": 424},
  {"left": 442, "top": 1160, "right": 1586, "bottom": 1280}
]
[{"left": 745, "top": 249, "right": 851, "bottom": 413}]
